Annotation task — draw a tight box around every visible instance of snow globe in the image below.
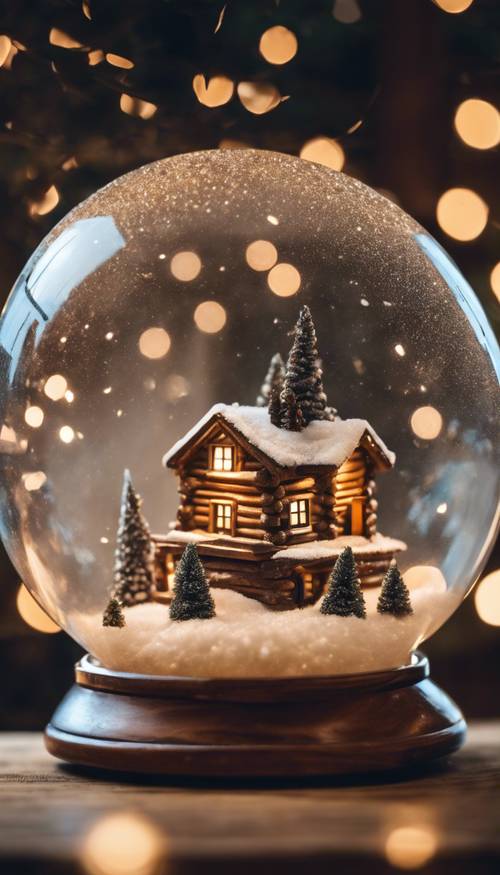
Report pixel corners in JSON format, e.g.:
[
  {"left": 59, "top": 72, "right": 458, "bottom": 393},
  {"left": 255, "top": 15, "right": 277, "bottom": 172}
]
[{"left": 0, "top": 150, "right": 498, "bottom": 776}]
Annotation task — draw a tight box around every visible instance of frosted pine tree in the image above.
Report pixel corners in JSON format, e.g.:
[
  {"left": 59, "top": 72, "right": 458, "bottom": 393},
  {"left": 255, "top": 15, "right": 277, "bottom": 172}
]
[
  {"left": 112, "top": 469, "right": 154, "bottom": 607},
  {"left": 269, "top": 384, "right": 282, "bottom": 427},
  {"left": 257, "top": 352, "right": 285, "bottom": 407},
  {"left": 377, "top": 560, "right": 413, "bottom": 617},
  {"left": 280, "top": 386, "right": 304, "bottom": 432},
  {"left": 281, "top": 305, "right": 331, "bottom": 426},
  {"left": 169, "top": 544, "right": 216, "bottom": 621},
  {"left": 102, "top": 597, "right": 125, "bottom": 628},
  {"left": 320, "top": 546, "right": 366, "bottom": 618}
]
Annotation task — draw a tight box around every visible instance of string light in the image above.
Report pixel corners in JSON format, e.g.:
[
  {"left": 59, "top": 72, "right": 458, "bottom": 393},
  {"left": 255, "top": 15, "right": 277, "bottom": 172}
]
[
  {"left": 192, "top": 74, "right": 234, "bottom": 107},
  {"left": 454, "top": 99, "right": 500, "bottom": 150},
  {"left": 237, "top": 81, "right": 282, "bottom": 115},
  {"left": 194, "top": 301, "right": 227, "bottom": 333},
  {"left": 300, "top": 137, "right": 345, "bottom": 171},
  {"left": 259, "top": 26, "right": 298, "bottom": 65},
  {"left": 436, "top": 188, "right": 488, "bottom": 241},
  {"left": 16, "top": 584, "right": 60, "bottom": 634},
  {"left": 138, "top": 327, "right": 171, "bottom": 359},
  {"left": 268, "top": 263, "right": 301, "bottom": 297},
  {"left": 474, "top": 570, "right": 500, "bottom": 627}
]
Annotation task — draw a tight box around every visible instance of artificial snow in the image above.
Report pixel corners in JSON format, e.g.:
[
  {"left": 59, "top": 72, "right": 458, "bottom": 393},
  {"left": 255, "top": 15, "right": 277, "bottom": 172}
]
[
  {"left": 163, "top": 404, "right": 395, "bottom": 469},
  {"left": 272, "top": 533, "right": 407, "bottom": 561},
  {"left": 76, "top": 569, "right": 457, "bottom": 679},
  {"left": 156, "top": 529, "right": 221, "bottom": 544}
]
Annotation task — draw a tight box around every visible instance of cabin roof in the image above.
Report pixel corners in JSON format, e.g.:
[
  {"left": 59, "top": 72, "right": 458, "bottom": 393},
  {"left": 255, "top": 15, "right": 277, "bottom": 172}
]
[{"left": 163, "top": 404, "right": 395, "bottom": 471}]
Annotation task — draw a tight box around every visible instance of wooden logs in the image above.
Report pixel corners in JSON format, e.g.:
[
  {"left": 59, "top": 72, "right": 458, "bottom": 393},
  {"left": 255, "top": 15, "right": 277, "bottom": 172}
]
[{"left": 255, "top": 468, "right": 281, "bottom": 488}]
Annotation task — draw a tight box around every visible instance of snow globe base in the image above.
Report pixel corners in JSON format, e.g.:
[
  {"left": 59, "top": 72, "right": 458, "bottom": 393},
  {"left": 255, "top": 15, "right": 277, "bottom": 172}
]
[{"left": 44, "top": 652, "right": 466, "bottom": 779}]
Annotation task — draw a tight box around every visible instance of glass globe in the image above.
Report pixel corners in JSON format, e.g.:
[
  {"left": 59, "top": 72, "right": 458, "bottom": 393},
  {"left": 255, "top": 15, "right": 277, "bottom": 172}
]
[{"left": 0, "top": 149, "right": 498, "bottom": 677}]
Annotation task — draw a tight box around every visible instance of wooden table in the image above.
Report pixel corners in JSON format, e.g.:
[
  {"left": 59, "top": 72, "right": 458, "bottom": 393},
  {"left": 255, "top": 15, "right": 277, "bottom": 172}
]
[{"left": 0, "top": 725, "right": 499, "bottom": 874}]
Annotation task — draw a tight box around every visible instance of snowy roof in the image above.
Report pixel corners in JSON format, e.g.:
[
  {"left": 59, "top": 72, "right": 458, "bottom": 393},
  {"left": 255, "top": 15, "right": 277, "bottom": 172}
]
[{"left": 163, "top": 404, "right": 395, "bottom": 470}]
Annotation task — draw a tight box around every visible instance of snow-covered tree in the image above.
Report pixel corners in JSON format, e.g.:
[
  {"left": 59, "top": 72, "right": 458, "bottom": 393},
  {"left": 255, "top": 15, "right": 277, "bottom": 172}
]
[
  {"left": 280, "top": 386, "right": 304, "bottom": 432},
  {"left": 112, "top": 469, "right": 154, "bottom": 607},
  {"left": 257, "top": 352, "right": 285, "bottom": 407},
  {"left": 281, "top": 305, "right": 330, "bottom": 427},
  {"left": 169, "top": 543, "right": 216, "bottom": 621},
  {"left": 377, "top": 560, "right": 413, "bottom": 617},
  {"left": 320, "top": 546, "right": 366, "bottom": 618},
  {"left": 102, "top": 597, "right": 125, "bottom": 628}
]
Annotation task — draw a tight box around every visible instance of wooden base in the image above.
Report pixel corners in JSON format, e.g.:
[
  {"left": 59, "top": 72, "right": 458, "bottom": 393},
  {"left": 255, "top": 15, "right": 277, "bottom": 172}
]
[{"left": 45, "top": 652, "right": 466, "bottom": 778}]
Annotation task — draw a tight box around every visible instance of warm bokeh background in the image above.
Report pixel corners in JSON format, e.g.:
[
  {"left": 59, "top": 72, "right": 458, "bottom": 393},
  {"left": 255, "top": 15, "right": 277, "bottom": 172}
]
[{"left": 0, "top": 0, "right": 498, "bottom": 729}]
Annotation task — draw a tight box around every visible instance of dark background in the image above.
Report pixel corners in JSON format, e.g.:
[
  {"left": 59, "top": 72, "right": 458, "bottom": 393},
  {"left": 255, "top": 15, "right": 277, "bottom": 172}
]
[{"left": 0, "top": 0, "right": 498, "bottom": 729}]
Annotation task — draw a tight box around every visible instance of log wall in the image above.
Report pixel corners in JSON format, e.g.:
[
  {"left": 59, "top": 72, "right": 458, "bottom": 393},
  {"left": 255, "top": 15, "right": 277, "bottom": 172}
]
[{"left": 332, "top": 448, "right": 375, "bottom": 537}]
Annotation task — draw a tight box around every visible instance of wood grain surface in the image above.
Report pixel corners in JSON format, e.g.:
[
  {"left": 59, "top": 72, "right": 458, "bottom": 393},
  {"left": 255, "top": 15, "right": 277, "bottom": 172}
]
[{"left": 0, "top": 725, "right": 499, "bottom": 873}]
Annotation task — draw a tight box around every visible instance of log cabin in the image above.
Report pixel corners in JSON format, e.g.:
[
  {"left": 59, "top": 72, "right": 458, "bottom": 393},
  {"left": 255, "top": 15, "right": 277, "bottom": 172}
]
[{"left": 152, "top": 404, "right": 406, "bottom": 610}]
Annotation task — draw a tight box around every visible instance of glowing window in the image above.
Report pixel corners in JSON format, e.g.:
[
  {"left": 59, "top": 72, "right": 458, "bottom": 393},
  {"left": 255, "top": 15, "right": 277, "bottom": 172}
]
[
  {"left": 214, "top": 502, "right": 233, "bottom": 532},
  {"left": 289, "top": 498, "right": 310, "bottom": 528},
  {"left": 212, "top": 445, "right": 234, "bottom": 471}
]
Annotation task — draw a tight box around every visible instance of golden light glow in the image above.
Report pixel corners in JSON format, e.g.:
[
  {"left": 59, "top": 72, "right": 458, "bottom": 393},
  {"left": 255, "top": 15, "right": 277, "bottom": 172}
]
[
  {"left": 80, "top": 812, "right": 164, "bottom": 875},
  {"left": 106, "top": 53, "right": 134, "bottom": 69},
  {"left": 300, "top": 137, "right": 345, "bottom": 171},
  {"left": 403, "top": 565, "right": 447, "bottom": 593},
  {"left": 25, "top": 406, "right": 44, "bottom": 428},
  {"left": 410, "top": 406, "right": 443, "bottom": 440},
  {"left": 0, "top": 424, "right": 16, "bottom": 443},
  {"left": 395, "top": 343, "right": 406, "bottom": 357},
  {"left": 62, "top": 156, "right": 78, "bottom": 170},
  {"left": 385, "top": 826, "right": 438, "bottom": 869},
  {"left": 436, "top": 188, "right": 488, "bottom": 241},
  {"left": 194, "top": 301, "right": 227, "bottom": 334},
  {"left": 454, "top": 99, "right": 500, "bottom": 150},
  {"left": 138, "top": 327, "right": 171, "bottom": 359},
  {"left": 59, "top": 425, "right": 75, "bottom": 444},
  {"left": 29, "top": 185, "right": 60, "bottom": 217},
  {"left": 259, "top": 26, "right": 298, "bottom": 65},
  {"left": 165, "top": 374, "right": 189, "bottom": 402},
  {"left": 193, "top": 74, "right": 234, "bottom": 108},
  {"left": 44, "top": 374, "right": 68, "bottom": 401},
  {"left": 219, "top": 138, "right": 250, "bottom": 150},
  {"left": 246, "top": 240, "right": 278, "bottom": 272},
  {"left": 268, "top": 263, "right": 301, "bottom": 297},
  {"left": 22, "top": 471, "right": 47, "bottom": 492},
  {"left": 65, "top": 389, "right": 74, "bottom": 403},
  {"left": 0, "top": 35, "right": 11, "bottom": 67},
  {"left": 490, "top": 263, "right": 500, "bottom": 302},
  {"left": 49, "top": 28, "right": 83, "bottom": 49},
  {"left": 88, "top": 49, "right": 104, "bottom": 66},
  {"left": 119, "top": 94, "right": 157, "bottom": 119},
  {"left": 16, "top": 584, "right": 60, "bottom": 634},
  {"left": 436, "top": 503, "right": 448, "bottom": 514},
  {"left": 433, "top": 0, "right": 474, "bottom": 12},
  {"left": 170, "top": 251, "right": 202, "bottom": 281},
  {"left": 474, "top": 569, "right": 500, "bottom": 627},
  {"left": 333, "top": 0, "right": 362, "bottom": 24},
  {"left": 237, "top": 81, "right": 282, "bottom": 115},
  {"left": 82, "top": 1, "right": 92, "bottom": 20}
]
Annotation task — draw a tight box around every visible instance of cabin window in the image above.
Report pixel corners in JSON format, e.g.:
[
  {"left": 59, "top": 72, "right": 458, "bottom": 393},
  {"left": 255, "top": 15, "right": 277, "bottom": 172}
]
[
  {"left": 289, "top": 498, "right": 310, "bottom": 529},
  {"left": 210, "top": 499, "right": 235, "bottom": 535},
  {"left": 211, "top": 444, "right": 234, "bottom": 471}
]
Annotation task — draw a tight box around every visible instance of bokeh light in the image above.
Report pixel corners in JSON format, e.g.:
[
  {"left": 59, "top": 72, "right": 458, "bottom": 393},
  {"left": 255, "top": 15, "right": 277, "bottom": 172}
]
[
  {"left": 490, "top": 263, "right": 500, "bottom": 302},
  {"left": 300, "top": 137, "right": 345, "bottom": 171},
  {"left": 194, "top": 301, "right": 227, "bottom": 333},
  {"left": 22, "top": 471, "right": 47, "bottom": 492},
  {"left": 454, "top": 99, "right": 500, "bottom": 150},
  {"left": 433, "top": 0, "right": 475, "bottom": 12},
  {"left": 259, "top": 26, "right": 298, "bottom": 65},
  {"left": 410, "top": 406, "right": 443, "bottom": 440},
  {"left": 237, "top": 81, "right": 282, "bottom": 115},
  {"left": 44, "top": 374, "right": 68, "bottom": 401},
  {"left": 0, "top": 35, "right": 11, "bottom": 66},
  {"left": 245, "top": 240, "right": 278, "bottom": 272},
  {"left": 59, "top": 425, "right": 75, "bottom": 444},
  {"left": 193, "top": 74, "right": 234, "bottom": 107},
  {"left": 80, "top": 812, "right": 165, "bottom": 875},
  {"left": 106, "top": 53, "right": 134, "bottom": 70},
  {"left": 29, "top": 185, "right": 60, "bottom": 217},
  {"left": 475, "top": 570, "right": 500, "bottom": 627},
  {"left": 49, "top": 28, "right": 83, "bottom": 49},
  {"left": 138, "top": 327, "right": 171, "bottom": 359},
  {"left": 436, "top": 188, "right": 488, "bottom": 241},
  {"left": 24, "top": 405, "right": 44, "bottom": 428},
  {"left": 385, "top": 826, "right": 438, "bottom": 870},
  {"left": 170, "top": 251, "right": 202, "bottom": 281},
  {"left": 333, "top": 0, "right": 362, "bottom": 24},
  {"left": 119, "top": 94, "right": 157, "bottom": 119},
  {"left": 268, "top": 263, "right": 301, "bottom": 297},
  {"left": 16, "top": 584, "right": 60, "bottom": 634}
]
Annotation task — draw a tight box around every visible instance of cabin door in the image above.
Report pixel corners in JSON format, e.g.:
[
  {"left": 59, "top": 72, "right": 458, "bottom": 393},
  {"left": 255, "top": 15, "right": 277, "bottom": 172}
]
[{"left": 345, "top": 498, "right": 365, "bottom": 536}]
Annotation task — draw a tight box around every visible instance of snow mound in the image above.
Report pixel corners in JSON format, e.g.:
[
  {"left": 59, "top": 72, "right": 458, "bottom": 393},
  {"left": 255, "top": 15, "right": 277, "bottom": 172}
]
[
  {"left": 163, "top": 404, "right": 395, "bottom": 469},
  {"left": 75, "top": 575, "right": 457, "bottom": 679}
]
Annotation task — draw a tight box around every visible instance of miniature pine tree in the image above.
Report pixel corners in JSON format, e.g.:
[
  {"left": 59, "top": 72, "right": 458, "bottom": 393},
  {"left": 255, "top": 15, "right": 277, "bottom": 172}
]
[
  {"left": 320, "top": 546, "right": 366, "bottom": 618},
  {"left": 169, "top": 543, "right": 216, "bottom": 621},
  {"left": 281, "top": 305, "right": 331, "bottom": 426},
  {"left": 280, "top": 386, "right": 304, "bottom": 432},
  {"left": 257, "top": 352, "right": 285, "bottom": 407},
  {"left": 112, "top": 469, "right": 154, "bottom": 607},
  {"left": 377, "top": 560, "right": 413, "bottom": 617},
  {"left": 269, "top": 384, "right": 283, "bottom": 427},
  {"left": 102, "top": 597, "right": 125, "bottom": 628}
]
